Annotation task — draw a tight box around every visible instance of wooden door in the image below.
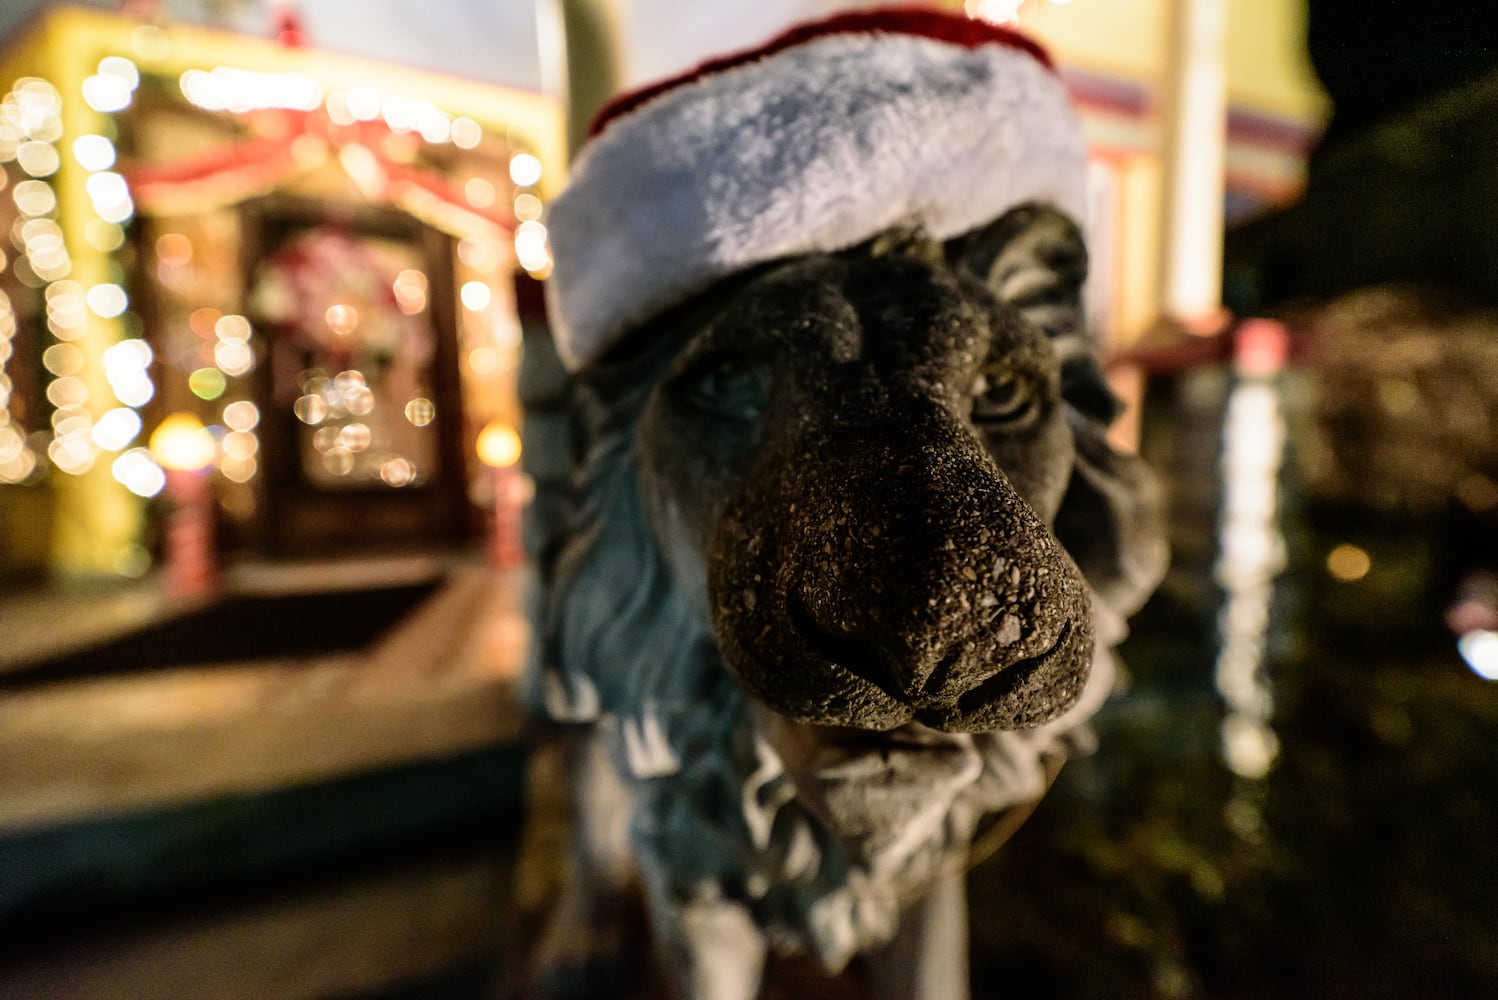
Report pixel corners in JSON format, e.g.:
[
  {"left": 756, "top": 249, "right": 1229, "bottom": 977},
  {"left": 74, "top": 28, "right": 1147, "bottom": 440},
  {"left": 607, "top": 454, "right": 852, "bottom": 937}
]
[{"left": 240, "top": 199, "right": 469, "bottom": 555}]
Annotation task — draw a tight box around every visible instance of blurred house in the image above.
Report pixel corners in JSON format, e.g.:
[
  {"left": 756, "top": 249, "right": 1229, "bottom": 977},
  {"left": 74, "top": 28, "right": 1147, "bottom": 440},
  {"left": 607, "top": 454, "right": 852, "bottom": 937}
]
[{"left": 0, "top": 5, "right": 563, "bottom": 585}]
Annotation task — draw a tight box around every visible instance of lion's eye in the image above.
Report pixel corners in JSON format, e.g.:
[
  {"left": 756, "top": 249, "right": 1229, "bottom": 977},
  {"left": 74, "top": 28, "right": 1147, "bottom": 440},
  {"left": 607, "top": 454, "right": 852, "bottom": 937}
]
[
  {"left": 679, "top": 361, "right": 770, "bottom": 421},
  {"left": 970, "top": 369, "right": 1035, "bottom": 425}
]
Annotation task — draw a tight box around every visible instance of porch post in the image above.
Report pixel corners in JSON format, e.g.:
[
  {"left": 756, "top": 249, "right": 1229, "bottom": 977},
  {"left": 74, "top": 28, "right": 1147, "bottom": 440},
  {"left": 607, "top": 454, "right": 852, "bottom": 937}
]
[{"left": 1157, "top": 0, "right": 1229, "bottom": 330}]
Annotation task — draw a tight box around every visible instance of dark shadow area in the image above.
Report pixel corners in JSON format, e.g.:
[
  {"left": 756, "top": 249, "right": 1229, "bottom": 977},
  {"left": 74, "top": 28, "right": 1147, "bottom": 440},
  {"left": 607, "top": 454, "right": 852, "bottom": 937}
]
[
  {"left": 0, "top": 743, "right": 526, "bottom": 956},
  {"left": 0, "top": 578, "right": 443, "bottom": 688}
]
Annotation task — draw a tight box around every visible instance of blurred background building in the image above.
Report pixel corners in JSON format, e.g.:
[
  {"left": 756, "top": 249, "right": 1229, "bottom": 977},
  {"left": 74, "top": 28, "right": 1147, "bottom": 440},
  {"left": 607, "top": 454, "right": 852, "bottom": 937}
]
[
  {"left": 0, "top": 3, "right": 563, "bottom": 583},
  {"left": 0, "top": 1, "right": 1494, "bottom": 998}
]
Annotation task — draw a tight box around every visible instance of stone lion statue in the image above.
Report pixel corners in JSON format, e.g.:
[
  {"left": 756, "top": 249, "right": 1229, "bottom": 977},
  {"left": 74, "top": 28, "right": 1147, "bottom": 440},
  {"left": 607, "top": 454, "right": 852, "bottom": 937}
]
[{"left": 525, "top": 11, "right": 1167, "bottom": 1000}]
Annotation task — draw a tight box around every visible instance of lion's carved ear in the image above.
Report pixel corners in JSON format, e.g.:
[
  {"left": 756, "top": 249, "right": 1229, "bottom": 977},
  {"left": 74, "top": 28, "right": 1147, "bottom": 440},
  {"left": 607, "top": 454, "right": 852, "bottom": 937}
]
[
  {"left": 949, "top": 203, "right": 1119, "bottom": 424},
  {"left": 948, "top": 204, "right": 1086, "bottom": 340},
  {"left": 951, "top": 202, "right": 1167, "bottom": 617}
]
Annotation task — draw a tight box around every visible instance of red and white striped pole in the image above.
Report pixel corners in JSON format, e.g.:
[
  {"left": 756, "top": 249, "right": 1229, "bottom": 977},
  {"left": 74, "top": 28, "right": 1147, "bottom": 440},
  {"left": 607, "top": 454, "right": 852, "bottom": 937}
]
[
  {"left": 149, "top": 413, "right": 218, "bottom": 599},
  {"left": 477, "top": 421, "right": 526, "bottom": 568}
]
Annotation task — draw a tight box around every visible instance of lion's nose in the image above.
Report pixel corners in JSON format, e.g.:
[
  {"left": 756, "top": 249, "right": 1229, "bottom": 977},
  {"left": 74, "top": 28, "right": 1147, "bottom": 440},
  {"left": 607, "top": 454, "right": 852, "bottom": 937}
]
[
  {"left": 787, "top": 587, "right": 951, "bottom": 703},
  {"left": 781, "top": 415, "right": 1093, "bottom": 729},
  {"left": 709, "top": 400, "right": 1095, "bottom": 733}
]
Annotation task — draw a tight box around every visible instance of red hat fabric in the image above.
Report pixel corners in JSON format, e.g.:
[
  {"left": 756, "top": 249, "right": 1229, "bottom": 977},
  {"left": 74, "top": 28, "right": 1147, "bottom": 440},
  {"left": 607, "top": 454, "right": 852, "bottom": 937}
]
[{"left": 544, "top": 6, "right": 1087, "bottom": 370}]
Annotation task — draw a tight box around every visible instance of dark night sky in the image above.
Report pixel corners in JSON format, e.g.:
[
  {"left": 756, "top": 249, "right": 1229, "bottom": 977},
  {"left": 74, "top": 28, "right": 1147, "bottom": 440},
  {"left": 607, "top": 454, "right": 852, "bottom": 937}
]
[{"left": 1307, "top": 0, "right": 1498, "bottom": 141}]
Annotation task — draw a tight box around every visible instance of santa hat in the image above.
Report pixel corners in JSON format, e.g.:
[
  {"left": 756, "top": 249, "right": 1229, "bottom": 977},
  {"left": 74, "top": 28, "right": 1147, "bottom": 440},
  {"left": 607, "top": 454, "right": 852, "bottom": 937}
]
[{"left": 544, "top": 6, "right": 1087, "bottom": 371}]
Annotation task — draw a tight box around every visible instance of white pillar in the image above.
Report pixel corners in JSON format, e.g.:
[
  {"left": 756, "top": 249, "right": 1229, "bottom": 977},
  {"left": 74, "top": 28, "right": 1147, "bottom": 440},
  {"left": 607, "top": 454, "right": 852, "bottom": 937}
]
[
  {"left": 1157, "top": 0, "right": 1229, "bottom": 329},
  {"left": 547, "top": 0, "right": 628, "bottom": 156}
]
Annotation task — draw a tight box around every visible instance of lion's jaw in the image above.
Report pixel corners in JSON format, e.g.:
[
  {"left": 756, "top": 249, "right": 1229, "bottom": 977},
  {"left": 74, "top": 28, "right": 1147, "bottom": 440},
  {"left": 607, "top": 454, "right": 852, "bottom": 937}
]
[{"left": 757, "top": 709, "right": 985, "bottom": 878}]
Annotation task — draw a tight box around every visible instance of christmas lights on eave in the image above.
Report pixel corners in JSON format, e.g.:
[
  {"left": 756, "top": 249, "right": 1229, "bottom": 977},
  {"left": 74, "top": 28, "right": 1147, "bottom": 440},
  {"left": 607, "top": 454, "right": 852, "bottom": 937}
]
[{"left": 159, "top": 65, "right": 551, "bottom": 258}]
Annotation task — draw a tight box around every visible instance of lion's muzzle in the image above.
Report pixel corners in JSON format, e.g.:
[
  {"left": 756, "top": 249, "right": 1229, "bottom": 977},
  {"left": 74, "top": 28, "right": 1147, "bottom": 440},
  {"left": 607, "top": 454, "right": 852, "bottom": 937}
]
[{"left": 710, "top": 402, "right": 1094, "bottom": 734}]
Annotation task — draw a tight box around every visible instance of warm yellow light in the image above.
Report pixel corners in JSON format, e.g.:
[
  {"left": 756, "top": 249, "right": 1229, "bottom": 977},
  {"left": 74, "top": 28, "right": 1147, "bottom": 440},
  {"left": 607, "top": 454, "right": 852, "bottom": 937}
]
[
  {"left": 514, "top": 220, "right": 551, "bottom": 273},
  {"left": 460, "top": 281, "right": 492, "bottom": 311},
  {"left": 86, "top": 219, "right": 125, "bottom": 252},
  {"left": 17, "top": 141, "right": 60, "bottom": 177},
  {"left": 457, "top": 238, "right": 499, "bottom": 271},
  {"left": 339, "top": 423, "right": 371, "bottom": 452},
  {"left": 509, "top": 153, "right": 543, "bottom": 188},
  {"left": 222, "top": 430, "right": 259, "bottom": 460},
  {"left": 404, "top": 397, "right": 435, "bottom": 427},
  {"left": 73, "top": 134, "right": 117, "bottom": 172},
  {"left": 214, "top": 340, "right": 254, "bottom": 376},
  {"left": 156, "top": 233, "right": 193, "bottom": 266},
  {"left": 149, "top": 412, "right": 216, "bottom": 472},
  {"left": 465, "top": 177, "right": 496, "bottom": 208},
  {"left": 188, "top": 367, "right": 227, "bottom": 400},
  {"left": 452, "top": 117, "right": 482, "bottom": 149},
  {"left": 223, "top": 400, "right": 259, "bottom": 432},
  {"left": 381, "top": 457, "right": 414, "bottom": 487},
  {"left": 966, "top": 0, "right": 1024, "bottom": 23},
  {"left": 468, "top": 346, "right": 498, "bottom": 375},
  {"left": 1326, "top": 544, "right": 1371, "bottom": 583},
  {"left": 393, "top": 269, "right": 428, "bottom": 314},
  {"left": 131, "top": 25, "right": 172, "bottom": 62},
  {"left": 325, "top": 304, "right": 359, "bottom": 335},
  {"left": 476, "top": 421, "right": 521, "bottom": 468},
  {"left": 86, "top": 283, "right": 129, "bottom": 318},
  {"left": 12, "top": 179, "right": 57, "bottom": 217},
  {"left": 215, "top": 314, "right": 252, "bottom": 341},
  {"left": 513, "top": 192, "right": 543, "bottom": 221}
]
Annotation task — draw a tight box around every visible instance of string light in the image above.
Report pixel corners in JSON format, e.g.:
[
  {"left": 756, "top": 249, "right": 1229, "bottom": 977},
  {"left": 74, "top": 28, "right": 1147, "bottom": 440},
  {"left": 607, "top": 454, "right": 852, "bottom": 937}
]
[
  {"left": 0, "top": 291, "right": 36, "bottom": 484},
  {"left": 4, "top": 61, "right": 156, "bottom": 488},
  {"left": 112, "top": 447, "right": 166, "bottom": 497},
  {"left": 514, "top": 220, "right": 552, "bottom": 275},
  {"left": 223, "top": 400, "right": 259, "bottom": 431},
  {"left": 12, "top": 179, "right": 57, "bottom": 216},
  {"left": 105, "top": 338, "right": 155, "bottom": 408},
  {"left": 404, "top": 398, "right": 434, "bottom": 427},
  {"left": 1, "top": 77, "right": 113, "bottom": 478},
  {"left": 460, "top": 281, "right": 492, "bottom": 311},
  {"left": 508, "top": 152, "right": 542, "bottom": 188},
  {"left": 92, "top": 406, "right": 143, "bottom": 451},
  {"left": 82, "top": 73, "right": 133, "bottom": 114},
  {"left": 450, "top": 117, "right": 482, "bottom": 149},
  {"left": 179, "top": 67, "right": 322, "bottom": 113},
  {"left": 513, "top": 193, "right": 543, "bottom": 222}
]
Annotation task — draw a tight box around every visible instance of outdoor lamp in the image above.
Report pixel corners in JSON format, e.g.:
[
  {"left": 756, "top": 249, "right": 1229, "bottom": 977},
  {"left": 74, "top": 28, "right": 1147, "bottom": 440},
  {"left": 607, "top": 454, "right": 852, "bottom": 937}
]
[{"left": 148, "top": 412, "right": 216, "bottom": 472}]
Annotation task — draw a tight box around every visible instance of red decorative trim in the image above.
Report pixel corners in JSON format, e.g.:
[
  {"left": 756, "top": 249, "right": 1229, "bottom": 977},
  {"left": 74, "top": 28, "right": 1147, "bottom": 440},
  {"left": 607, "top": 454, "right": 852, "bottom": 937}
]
[
  {"left": 1059, "top": 68, "right": 1149, "bottom": 117},
  {"left": 587, "top": 6, "right": 1053, "bottom": 140},
  {"left": 1226, "top": 106, "right": 1319, "bottom": 155},
  {"left": 124, "top": 116, "right": 513, "bottom": 232},
  {"left": 125, "top": 137, "right": 293, "bottom": 189}
]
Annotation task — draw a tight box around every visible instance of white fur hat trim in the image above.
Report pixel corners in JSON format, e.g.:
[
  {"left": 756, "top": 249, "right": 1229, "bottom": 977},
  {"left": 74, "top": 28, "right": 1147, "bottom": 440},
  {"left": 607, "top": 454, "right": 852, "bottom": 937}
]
[{"left": 545, "top": 14, "right": 1087, "bottom": 370}]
